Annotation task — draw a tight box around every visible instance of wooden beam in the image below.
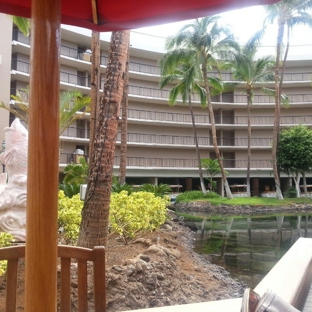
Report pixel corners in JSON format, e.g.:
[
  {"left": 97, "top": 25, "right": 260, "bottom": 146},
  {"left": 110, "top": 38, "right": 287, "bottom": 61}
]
[
  {"left": 91, "top": 0, "right": 99, "bottom": 24},
  {"left": 25, "top": 0, "right": 60, "bottom": 310}
]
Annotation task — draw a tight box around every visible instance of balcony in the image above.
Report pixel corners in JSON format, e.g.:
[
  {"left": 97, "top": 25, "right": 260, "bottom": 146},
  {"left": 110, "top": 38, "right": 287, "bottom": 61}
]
[
  {"left": 10, "top": 58, "right": 312, "bottom": 106},
  {"left": 12, "top": 29, "right": 312, "bottom": 85}
]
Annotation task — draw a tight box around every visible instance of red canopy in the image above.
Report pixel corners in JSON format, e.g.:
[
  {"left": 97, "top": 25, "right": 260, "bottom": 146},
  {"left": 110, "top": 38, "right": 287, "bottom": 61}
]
[{"left": 2, "top": 0, "right": 277, "bottom": 31}]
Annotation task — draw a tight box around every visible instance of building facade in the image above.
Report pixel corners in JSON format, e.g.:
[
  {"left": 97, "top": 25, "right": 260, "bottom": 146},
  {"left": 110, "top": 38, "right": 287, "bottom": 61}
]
[{"left": 1, "top": 13, "right": 312, "bottom": 196}]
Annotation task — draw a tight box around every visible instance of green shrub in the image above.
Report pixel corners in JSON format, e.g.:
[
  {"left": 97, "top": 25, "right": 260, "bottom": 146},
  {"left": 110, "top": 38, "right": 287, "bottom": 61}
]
[
  {"left": 175, "top": 190, "right": 220, "bottom": 203},
  {"left": 138, "top": 183, "right": 172, "bottom": 198},
  {"left": 58, "top": 190, "right": 83, "bottom": 244},
  {"left": 59, "top": 183, "right": 81, "bottom": 198},
  {"left": 0, "top": 232, "right": 14, "bottom": 276},
  {"left": 284, "top": 186, "right": 297, "bottom": 198},
  {"left": 111, "top": 182, "right": 134, "bottom": 195},
  {"left": 109, "top": 191, "right": 169, "bottom": 243}
]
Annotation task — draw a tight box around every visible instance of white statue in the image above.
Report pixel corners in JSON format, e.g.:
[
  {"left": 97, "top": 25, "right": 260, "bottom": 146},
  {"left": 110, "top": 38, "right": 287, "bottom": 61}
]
[{"left": 0, "top": 118, "right": 28, "bottom": 241}]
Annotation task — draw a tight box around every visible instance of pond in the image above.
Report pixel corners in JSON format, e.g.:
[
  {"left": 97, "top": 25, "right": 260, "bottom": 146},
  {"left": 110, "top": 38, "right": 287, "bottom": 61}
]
[{"left": 191, "top": 212, "right": 312, "bottom": 288}]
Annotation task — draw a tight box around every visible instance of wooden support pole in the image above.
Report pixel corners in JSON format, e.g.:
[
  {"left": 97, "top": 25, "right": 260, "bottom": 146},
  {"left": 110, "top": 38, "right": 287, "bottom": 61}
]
[{"left": 25, "top": 0, "right": 60, "bottom": 310}]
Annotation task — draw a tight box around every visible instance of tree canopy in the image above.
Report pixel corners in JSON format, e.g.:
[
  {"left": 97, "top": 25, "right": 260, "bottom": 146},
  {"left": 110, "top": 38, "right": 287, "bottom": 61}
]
[{"left": 277, "top": 124, "right": 312, "bottom": 175}]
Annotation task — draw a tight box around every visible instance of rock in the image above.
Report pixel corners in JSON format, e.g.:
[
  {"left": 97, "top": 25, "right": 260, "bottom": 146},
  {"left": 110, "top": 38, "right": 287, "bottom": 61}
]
[
  {"left": 162, "top": 224, "right": 173, "bottom": 231},
  {"left": 139, "top": 254, "right": 150, "bottom": 262},
  {"left": 112, "top": 265, "right": 123, "bottom": 273}
]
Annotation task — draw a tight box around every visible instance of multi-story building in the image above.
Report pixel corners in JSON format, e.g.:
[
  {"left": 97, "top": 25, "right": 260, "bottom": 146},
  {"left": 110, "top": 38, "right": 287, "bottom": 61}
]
[{"left": 1, "top": 13, "right": 312, "bottom": 196}]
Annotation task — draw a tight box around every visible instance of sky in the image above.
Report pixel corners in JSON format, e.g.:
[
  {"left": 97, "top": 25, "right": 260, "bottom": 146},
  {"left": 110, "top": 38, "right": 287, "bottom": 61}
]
[
  {"left": 64, "top": 4, "right": 311, "bottom": 59},
  {"left": 131, "top": 5, "right": 311, "bottom": 59},
  {"left": 135, "top": 5, "right": 267, "bottom": 43}
]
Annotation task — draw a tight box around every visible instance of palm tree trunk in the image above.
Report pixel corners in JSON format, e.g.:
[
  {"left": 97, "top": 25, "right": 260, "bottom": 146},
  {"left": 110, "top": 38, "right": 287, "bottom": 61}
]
[
  {"left": 272, "top": 20, "right": 284, "bottom": 200},
  {"left": 119, "top": 48, "right": 129, "bottom": 185},
  {"left": 89, "top": 30, "right": 100, "bottom": 159},
  {"left": 202, "top": 63, "right": 232, "bottom": 198},
  {"left": 78, "top": 30, "right": 130, "bottom": 248},
  {"left": 247, "top": 90, "right": 252, "bottom": 197},
  {"left": 188, "top": 94, "right": 206, "bottom": 193}
]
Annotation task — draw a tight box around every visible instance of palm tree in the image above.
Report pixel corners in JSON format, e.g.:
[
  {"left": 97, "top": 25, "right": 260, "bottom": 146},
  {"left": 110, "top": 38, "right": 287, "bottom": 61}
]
[
  {"left": 160, "top": 57, "right": 207, "bottom": 193},
  {"left": 89, "top": 30, "right": 101, "bottom": 158},
  {"left": 11, "top": 16, "right": 30, "bottom": 36},
  {"left": 164, "top": 16, "right": 235, "bottom": 198},
  {"left": 1, "top": 89, "right": 90, "bottom": 135},
  {"left": 224, "top": 32, "right": 275, "bottom": 196},
  {"left": 63, "top": 157, "right": 88, "bottom": 185},
  {"left": 78, "top": 30, "right": 130, "bottom": 248},
  {"left": 118, "top": 49, "right": 129, "bottom": 186},
  {"left": 264, "top": 0, "right": 312, "bottom": 199}
]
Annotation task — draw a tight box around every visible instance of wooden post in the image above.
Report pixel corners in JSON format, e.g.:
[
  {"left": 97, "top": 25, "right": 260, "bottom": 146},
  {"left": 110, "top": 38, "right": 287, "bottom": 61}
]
[{"left": 25, "top": 0, "right": 60, "bottom": 310}]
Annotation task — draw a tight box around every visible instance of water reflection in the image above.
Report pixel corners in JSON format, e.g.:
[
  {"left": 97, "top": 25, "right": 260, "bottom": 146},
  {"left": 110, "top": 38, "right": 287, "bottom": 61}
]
[{"left": 193, "top": 213, "right": 312, "bottom": 288}]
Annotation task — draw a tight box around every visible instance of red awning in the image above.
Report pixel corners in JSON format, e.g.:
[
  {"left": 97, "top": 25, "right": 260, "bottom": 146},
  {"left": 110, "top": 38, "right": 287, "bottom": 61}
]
[{"left": 1, "top": 0, "right": 277, "bottom": 31}]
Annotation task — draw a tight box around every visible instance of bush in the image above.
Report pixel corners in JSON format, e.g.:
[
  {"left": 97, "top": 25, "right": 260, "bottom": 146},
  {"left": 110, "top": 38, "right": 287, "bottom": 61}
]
[
  {"left": 109, "top": 191, "right": 169, "bottom": 243},
  {"left": 138, "top": 183, "right": 172, "bottom": 198},
  {"left": 0, "top": 232, "right": 14, "bottom": 276},
  {"left": 58, "top": 190, "right": 83, "bottom": 244},
  {"left": 111, "top": 182, "right": 134, "bottom": 195},
  {"left": 284, "top": 186, "right": 297, "bottom": 198},
  {"left": 59, "top": 183, "right": 81, "bottom": 198},
  {"left": 175, "top": 190, "right": 220, "bottom": 203}
]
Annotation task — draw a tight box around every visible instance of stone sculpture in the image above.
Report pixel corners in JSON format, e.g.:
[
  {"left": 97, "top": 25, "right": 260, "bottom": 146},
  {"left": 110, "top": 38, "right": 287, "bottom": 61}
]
[{"left": 0, "top": 118, "right": 28, "bottom": 241}]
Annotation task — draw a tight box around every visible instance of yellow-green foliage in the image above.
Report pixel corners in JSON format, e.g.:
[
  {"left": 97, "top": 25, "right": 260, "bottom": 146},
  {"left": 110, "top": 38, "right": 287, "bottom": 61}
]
[
  {"left": 0, "top": 232, "right": 14, "bottom": 276},
  {"left": 58, "top": 190, "right": 83, "bottom": 244},
  {"left": 109, "top": 191, "right": 169, "bottom": 242}
]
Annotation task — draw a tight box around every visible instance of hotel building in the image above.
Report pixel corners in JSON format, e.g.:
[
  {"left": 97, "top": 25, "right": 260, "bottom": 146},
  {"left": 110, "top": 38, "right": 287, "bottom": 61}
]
[{"left": 1, "top": 13, "right": 312, "bottom": 196}]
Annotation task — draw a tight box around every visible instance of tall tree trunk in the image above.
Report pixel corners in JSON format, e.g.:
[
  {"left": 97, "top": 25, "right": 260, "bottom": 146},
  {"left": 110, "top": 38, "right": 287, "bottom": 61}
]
[
  {"left": 78, "top": 30, "right": 130, "bottom": 248},
  {"left": 292, "top": 172, "right": 301, "bottom": 198},
  {"left": 246, "top": 89, "right": 252, "bottom": 197},
  {"left": 202, "top": 63, "right": 233, "bottom": 199},
  {"left": 89, "top": 31, "right": 101, "bottom": 159},
  {"left": 188, "top": 94, "right": 206, "bottom": 193},
  {"left": 272, "top": 20, "right": 284, "bottom": 200},
  {"left": 119, "top": 49, "right": 129, "bottom": 185}
]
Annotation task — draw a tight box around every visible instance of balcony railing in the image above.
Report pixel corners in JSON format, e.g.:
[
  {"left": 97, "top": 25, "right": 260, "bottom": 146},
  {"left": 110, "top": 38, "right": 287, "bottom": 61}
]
[
  {"left": 59, "top": 153, "right": 272, "bottom": 169},
  {"left": 112, "top": 156, "right": 272, "bottom": 169},
  {"left": 10, "top": 58, "right": 312, "bottom": 105},
  {"left": 12, "top": 29, "right": 312, "bottom": 83},
  {"left": 128, "top": 109, "right": 312, "bottom": 126},
  {"left": 60, "top": 126, "right": 90, "bottom": 139},
  {"left": 115, "top": 132, "right": 272, "bottom": 147}
]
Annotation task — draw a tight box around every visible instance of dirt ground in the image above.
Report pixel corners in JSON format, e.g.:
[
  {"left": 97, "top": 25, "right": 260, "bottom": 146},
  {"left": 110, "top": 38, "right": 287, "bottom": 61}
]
[{"left": 0, "top": 211, "right": 245, "bottom": 311}]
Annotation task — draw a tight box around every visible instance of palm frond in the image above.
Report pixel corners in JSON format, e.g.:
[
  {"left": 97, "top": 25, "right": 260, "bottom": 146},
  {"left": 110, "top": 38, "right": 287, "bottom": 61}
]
[{"left": 11, "top": 16, "right": 30, "bottom": 36}]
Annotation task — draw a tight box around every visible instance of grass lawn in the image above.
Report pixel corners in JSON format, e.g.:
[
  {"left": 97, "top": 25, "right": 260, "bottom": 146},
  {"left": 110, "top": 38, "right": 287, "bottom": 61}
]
[{"left": 186, "top": 197, "right": 312, "bottom": 206}]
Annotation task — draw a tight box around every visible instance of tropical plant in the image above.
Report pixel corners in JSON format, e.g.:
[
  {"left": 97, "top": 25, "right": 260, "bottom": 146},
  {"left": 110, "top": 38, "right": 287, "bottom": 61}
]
[
  {"left": 0, "top": 232, "right": 14, "bottom": 276},
  {"left": 111, "top": 181, "right": 133, "bottom": 195},
  {"left": 175, "top": 190, "right": 220, "bottom": 203},
  {"left": 163, "top": 16, "right": 236, "bottom": 198},
  {"left": 109, "top": 191, "right": 169, "bottom": 244},
  {"left": 119, "top": 49, "right": 129, "bottom": 186},
  {"left": 1, "top": 89, "right": 90, "bottom": 135},
  {"left": 223, "top": 31, "right": 275, "bottom": 196},
  {"left": 264, "top": 0, "right": 312, "bottom": 199},
  {"left": 62, "top": 156, "right": 88, "bottom": 185},
  {"left": 160, "top": 56, "right": 207, "bottom": 193},
  {"left": 58, "top": 191, "right": 83, "bottom": 244},
  {"left": 200, "top": 158, "right": 226, "bottom": 192},
  {"left": 89, "top": 30, "right": 101, "bottom": 159},
  {"left": 59, "top": 183, "right": 81, "bottom": 198},
  {"left": 11, "top": 16, "right": 30, "bottom": 36},
  {"left": 139, "top": 183, "right": 172, "bottom": 198},
  {"left": 78, "top": 30, "right": 130, "bottom": 248},
  {"left": 277, "top": 124, "right": 312, "bottom": 197}
]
